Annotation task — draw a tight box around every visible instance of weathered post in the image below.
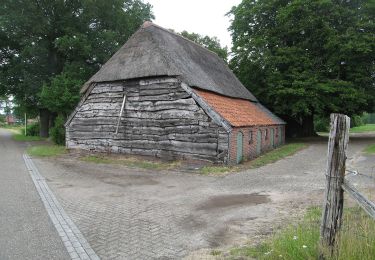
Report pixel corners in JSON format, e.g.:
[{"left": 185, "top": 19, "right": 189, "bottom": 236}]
[{"left": 320, "top": 113, "right": 350, "bottom": 257}]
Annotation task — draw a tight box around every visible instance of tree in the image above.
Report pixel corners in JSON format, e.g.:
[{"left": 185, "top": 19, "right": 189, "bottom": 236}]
[
  {"left": 0, "top": 0, "right": 153, "bottom": 137},
  {"left": 229, "top": 0, "right": 375, "bottom": 136},
  {"left": 179, "top": 31, "right": 229, "bottom": 62}
]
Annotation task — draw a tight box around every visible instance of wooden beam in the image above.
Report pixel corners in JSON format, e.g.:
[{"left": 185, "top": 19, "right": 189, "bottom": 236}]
[
  {"left": 115, "top": 95, "right": 127, "bottom": 134},
  {"left": 342, "top": 179, "right": 375, "bottom": 219}
]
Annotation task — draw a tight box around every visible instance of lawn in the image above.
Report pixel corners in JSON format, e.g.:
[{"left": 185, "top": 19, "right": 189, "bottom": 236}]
[
  {"left": 82, "top": 155, "right": 180, "bottom": 170},
  {"left": 228, "top": 206, "right": 375, "bottom": 260},
  {"left": 27, "top": 145, "right": 67, "bottom": 157},
  {"left": 350, "top": 124, "right": 375, "bottom": 133}
]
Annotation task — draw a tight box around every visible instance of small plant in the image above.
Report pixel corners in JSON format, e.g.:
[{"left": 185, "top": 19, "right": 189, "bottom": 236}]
[
  {"left": 49, "top": 115, "right": 66, "bottom": 145},
  {"left": 26, "top": 123, "right": 40, "bottom": 136}
]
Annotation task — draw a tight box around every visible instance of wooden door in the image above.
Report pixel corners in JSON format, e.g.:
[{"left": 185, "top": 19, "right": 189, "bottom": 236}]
[
  {"left": 236, "top": 132, "right": 243, "bottom": 163},
  {"left": 256, "top": 129, "right": 262, "bottom": 155}
]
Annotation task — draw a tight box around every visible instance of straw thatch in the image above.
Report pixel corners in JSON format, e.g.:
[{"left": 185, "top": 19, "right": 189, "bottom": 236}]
[{"left": 81, "top": 22, "right": 257, "bottom": 101}]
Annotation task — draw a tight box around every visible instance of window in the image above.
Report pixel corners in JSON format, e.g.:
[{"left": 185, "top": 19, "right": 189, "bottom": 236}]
[
  {"left": 265, "top": 129, "right": 268, "bottom": 140},
  {"left": 249, "top": 130, "right": 253, "bottom": 143}
]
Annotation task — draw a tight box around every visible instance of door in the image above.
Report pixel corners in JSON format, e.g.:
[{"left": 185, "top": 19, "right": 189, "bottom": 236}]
[
  {"left": 236, "top": 132, "right": 243, "bottom": 163},
  {"left": 256, "top": 129, "right": 262, "bottom": 155},
  {"left": 270, "top": 128, "right": 274, "bottom": 148}
]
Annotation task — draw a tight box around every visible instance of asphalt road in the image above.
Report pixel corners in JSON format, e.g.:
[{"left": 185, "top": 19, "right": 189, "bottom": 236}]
[{"left": 0, "top": 128, "right": 69, "bottom": 260}]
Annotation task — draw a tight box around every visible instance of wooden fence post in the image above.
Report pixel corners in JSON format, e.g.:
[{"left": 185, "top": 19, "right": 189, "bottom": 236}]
[{"left": 320, "top": 113, "right": 350, "bottom": 257}]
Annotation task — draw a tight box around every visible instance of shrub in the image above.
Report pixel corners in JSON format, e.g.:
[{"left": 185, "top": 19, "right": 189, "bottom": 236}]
[
  {"left": 49, "top": 115, "right": 66, "bottom": 145},
  {"left": 26, "top": 123, "right": 40, "bottom": 136},
  {"left": 351, "top": 115, "right": 364, "bottom": 128},
  {"left": 314, "top": 116, "right": 329, "bottom": 132}
]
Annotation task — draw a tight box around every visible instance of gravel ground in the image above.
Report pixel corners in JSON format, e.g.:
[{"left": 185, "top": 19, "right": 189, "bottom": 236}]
[{"left": 32, "top": 134, "right": 375, "bottom": 259}]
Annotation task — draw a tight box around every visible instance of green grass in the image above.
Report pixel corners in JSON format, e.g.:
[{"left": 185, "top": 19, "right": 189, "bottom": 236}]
[
  {"left": 5, "top": 127, "right": 45, "bottom": 141},
  {"left": 248, "top": 143, "right": 307, "bottom": 169},
  {"left": 198, "top": 143, "right": 307, "bottom": 174},
  {"left": 82, "top": 155, "right": 180, "bottom": 170},
  {"left": 27, "top": 145, "right": 67, "bottom": 157},
  {"left": 364, "top": 144, "right": 375, "bottom": 154},
  {"left": 13, "top": 133, "right": 45, "bottom": 141},
  {"left": 350, "top": 124, "right": 375, "bottom": 133},
  {"left": 229, "top": 207, "right": 375, "bottom": 260}
]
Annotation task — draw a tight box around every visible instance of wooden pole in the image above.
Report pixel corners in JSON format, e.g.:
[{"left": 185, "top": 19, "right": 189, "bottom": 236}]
[
  {"left": 115, "top": 95, "right": 127, "bottom": 134},
  {"left": 320, "top": 113, "right": 350, "bottom": 257}
]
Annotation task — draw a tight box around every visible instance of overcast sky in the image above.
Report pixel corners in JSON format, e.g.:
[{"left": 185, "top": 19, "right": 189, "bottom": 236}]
[{"left": 146, "top": 0, "right": 242, "bottom": 49}]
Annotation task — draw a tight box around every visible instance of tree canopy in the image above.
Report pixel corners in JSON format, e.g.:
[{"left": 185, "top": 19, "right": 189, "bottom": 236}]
[
  {"left": 229, "top": 0, "right": 375, "bottom": 136},
  {"left": 0, "top": 0, "right": 153, "bottom": 135},
  {"left": 179, "top": 31, "right": 229, "bottom": 62}
]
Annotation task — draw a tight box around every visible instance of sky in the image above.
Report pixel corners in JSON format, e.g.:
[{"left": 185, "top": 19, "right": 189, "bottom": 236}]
[{"left": 146, "top": 0, "right": 242, "bottom": 49}]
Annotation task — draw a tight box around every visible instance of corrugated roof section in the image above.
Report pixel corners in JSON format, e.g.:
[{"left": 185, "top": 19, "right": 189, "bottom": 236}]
[{"left": 194, "top": 88, "right": 283, "bottom": 127}]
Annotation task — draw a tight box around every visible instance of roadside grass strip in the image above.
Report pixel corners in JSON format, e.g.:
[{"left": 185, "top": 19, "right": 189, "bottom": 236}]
[
  {"left": 229, "top": 207, "right": 375, "bottom": 260},
  {"left": 27, "top": 145, "right": 67, "bottom": 157},
  {"left": 350, "top": 124, "right": 375, "bottom": 133},
  {"left": 23, "top": 154, "right": 99, "bottom": 260},
  {"left": 364, "top": 144, "right": 375, "bottom": 154},
  {"left": 248, "top": 143, "right": 307, "bottom": 169},
  {"left": 200, "top": 143, "right": 307, "bottom": 175}
]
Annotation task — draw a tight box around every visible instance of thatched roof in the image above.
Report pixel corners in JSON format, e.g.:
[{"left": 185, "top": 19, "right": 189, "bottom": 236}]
[{"left": 81, "top": 22, "right": 257, "bottom": 101}]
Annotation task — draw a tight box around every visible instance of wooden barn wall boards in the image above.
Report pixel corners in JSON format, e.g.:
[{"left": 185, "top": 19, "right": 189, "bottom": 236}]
[{"left": 66, "top": 77, "right": 230, "bottom": 163}]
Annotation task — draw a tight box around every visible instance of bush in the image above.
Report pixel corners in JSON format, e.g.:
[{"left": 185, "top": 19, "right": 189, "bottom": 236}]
[
  {"left": 49, "top": 115, "right": 66, "bottom": 145},
  {"left": 26, "top": 123, "right": 40, "bottom": 136},
  {"left": 351, "top": 115, "right": 364, "bottom": 128},
  {"left": 314, "top": 116, "right": 329, "bottom": 132}
]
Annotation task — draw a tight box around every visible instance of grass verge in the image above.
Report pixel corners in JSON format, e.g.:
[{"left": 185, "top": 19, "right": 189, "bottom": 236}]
[
  {"left": 364, "top": 144, "right": 375, "bottom": 154},
  {"left": 27, "top": 145, "right": 67, "bottom": 157},
  {"left": 229, "top": 207, "right": 375, "bottom": 260},
  {"left": 82, "top": 155, "right": 180, "bottom": 170},
  {"left": 198, "top": 143, "right": 307, "bottom": 175},
  {"left": 248, "top": 143, "right": 307, "bottom": 169},
  {"left": 13, "top": 133, "right": 45, "bottom": 141},
  {"left": 350, "top": 124, "right": 375, "bottom": 133}
]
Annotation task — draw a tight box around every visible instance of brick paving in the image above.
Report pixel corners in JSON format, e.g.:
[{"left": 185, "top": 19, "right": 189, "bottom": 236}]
[
  {"left": 23, "top": 154, "right": 99, "bottom": 260},
  {"left": 32, "top": 135, "right": 374, "bottom": 259}
]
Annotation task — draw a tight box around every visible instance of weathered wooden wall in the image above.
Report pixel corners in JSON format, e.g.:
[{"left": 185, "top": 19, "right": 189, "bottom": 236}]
[{"left": 66, "top": 77, "right": 229, "bottom": 163}]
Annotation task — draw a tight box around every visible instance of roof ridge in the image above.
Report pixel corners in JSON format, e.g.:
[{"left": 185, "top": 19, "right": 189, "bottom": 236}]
[{"left": 142, "top": 21, "right": 225, "bottom": 60}]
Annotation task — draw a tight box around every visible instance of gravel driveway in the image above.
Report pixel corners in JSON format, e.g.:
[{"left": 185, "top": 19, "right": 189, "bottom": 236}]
[{"left": 33, "top": 134, "right": 375, "bottom": 259}]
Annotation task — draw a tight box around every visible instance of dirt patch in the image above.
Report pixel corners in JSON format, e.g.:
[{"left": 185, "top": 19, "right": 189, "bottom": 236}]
[
  {"left": 100, "top": 175, "right": 159, "bottom": 187},
  {"left": 197, "top": 193, "right": 270, "bottom": 211}
]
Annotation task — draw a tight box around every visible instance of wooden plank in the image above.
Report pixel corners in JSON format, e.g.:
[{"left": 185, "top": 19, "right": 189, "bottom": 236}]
[
  {"left": 180, "top": 82, "right": 232, "bottom": 132},
  {"left": 115, "top": 95, "right": 127, "bottom": 134},
  {"left": 320, "top": 113, "right": 350, "bottom": 256},
  {"left": 342, "top": 179, "right": 375, "bottom": 219}
]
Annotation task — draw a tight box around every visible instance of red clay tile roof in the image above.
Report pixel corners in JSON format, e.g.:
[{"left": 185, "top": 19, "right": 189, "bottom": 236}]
[{"left": 194, "top": 88, "right": 276, "bottom": 127}]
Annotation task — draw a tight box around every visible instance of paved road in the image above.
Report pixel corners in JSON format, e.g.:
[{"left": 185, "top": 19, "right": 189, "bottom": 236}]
[
  {"left": 32, "top": 134, "right": 375, "bottom": 259},
  {"left": 0, "top": 129, "right": 69, "bottom": 260}
]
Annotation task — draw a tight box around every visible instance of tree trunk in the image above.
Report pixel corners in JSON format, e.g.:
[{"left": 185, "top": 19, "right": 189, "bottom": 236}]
[
  {"left": 302, "top": 114, "right": 316, "bottom": 137},
  {"left": 39, "top": 109, "right": 50, "bottom": 137}
]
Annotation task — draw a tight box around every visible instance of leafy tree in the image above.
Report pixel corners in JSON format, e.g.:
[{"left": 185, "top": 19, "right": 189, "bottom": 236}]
[
  {"left": 179, "top": 31, "right": 229, "bottom": 62},
  {"left": 0, "top": 0, "right": 153, "bottom": 137},
  {"left": 229, "top": 0, "right": 375, "bottom": 136}
]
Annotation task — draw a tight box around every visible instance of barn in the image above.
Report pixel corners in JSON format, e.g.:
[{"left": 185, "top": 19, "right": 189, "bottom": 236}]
[{"left": 65, "top": 22, "right": 285, "bottom": 164}]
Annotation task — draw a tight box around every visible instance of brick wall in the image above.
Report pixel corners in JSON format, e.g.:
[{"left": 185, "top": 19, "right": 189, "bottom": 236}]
[{"left": 228, "top": 125, "right": 285, "bottom": 164}]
